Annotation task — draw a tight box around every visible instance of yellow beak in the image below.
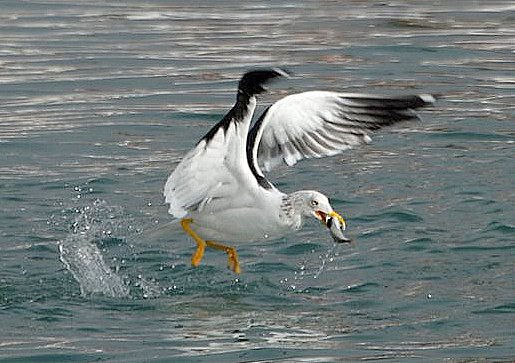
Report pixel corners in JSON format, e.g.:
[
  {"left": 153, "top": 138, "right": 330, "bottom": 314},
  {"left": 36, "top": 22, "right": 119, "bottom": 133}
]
[
  {"left": 315, "top": 210, "right": 346, "bottom": 230},
  {"left": 328, "top": 211, "right": 346, "bottom": 230}
]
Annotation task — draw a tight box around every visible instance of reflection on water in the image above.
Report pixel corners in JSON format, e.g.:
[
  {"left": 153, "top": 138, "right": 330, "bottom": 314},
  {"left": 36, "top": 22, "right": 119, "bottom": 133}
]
[{"left": 0, "top": 0, "right": 514, "bottom": 361}]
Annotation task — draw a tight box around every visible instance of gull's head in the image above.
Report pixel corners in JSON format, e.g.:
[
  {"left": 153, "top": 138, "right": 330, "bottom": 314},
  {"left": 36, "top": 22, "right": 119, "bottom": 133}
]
[{"left": 293, "top": 190, "right": 351, "bottom": 243}]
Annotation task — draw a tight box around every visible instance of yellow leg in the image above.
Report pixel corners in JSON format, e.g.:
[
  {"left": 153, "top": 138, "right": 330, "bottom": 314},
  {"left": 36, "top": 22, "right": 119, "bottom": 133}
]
[
  {"left": 180, "top": 218, "right": 206, "bottom": 268},
  {"left": 206, "top": 240, "right": 241, "bottom": 274}
]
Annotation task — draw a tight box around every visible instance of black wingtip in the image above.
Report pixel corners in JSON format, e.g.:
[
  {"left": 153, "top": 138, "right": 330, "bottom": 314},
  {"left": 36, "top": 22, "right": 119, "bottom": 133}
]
[{"left": 238, "top": 68, "right": 291, "bottom": 97}]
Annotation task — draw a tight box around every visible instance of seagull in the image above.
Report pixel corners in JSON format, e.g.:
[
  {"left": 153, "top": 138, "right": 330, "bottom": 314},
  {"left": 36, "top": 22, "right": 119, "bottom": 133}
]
[{"left": 164, "top": 69, "right": 435, "bottom": 273}]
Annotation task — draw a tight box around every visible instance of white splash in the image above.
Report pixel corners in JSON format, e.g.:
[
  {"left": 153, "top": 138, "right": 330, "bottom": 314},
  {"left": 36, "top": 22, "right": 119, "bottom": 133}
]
[
  {"left": 59, "top": 236, "right": 129, "bottom": 298},
  {"left": 313, "top": 243, "right": 338, "bottom": 279},
  {"left": 58, "top": 200, "right": 130, "bottom": 298}
]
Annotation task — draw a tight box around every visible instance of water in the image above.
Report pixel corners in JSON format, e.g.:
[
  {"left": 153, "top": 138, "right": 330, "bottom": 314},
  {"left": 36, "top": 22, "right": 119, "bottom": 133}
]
[{"left": 1, "top": 1, "right": 514, "bottom": 361}]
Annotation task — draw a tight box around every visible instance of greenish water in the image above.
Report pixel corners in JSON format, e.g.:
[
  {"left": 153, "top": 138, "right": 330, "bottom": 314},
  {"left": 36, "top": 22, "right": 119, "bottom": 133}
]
[{"left": 1, "top": 1, "right": 514, "bottom": 361}]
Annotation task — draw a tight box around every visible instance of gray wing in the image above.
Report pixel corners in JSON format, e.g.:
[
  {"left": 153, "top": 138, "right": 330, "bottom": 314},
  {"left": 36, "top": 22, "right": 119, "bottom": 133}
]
[{"left": 247, "top": 91, "right": 435, "bottom": 174}]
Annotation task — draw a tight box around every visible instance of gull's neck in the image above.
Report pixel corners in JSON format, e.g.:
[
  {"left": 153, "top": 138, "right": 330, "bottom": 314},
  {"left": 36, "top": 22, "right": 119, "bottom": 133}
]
[{"left": 280, "top": 191, "right": 310, "bottom": 230}]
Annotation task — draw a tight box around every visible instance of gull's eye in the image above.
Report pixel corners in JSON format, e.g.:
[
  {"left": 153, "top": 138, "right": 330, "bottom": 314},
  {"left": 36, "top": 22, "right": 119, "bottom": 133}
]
[{"left": 311, "top": 200, "right": 319, "bottom": 207}]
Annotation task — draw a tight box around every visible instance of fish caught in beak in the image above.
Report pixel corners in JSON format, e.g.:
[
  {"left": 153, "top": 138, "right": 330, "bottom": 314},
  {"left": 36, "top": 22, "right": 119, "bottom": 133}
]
[{"left": 314, "top": 210, "right": 351, "bottom": 243}]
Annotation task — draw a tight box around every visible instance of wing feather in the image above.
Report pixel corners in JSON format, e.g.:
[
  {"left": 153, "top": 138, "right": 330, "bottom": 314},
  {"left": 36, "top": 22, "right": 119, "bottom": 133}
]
[
  {"left": 164, "top": 68, "right": 290, "bottom": 218},
  {"left": 164, "top": 113, "right": 253, "bottom": 218},
  {"left": 248, "top": 91, "right": 435, "bottom": 174}
]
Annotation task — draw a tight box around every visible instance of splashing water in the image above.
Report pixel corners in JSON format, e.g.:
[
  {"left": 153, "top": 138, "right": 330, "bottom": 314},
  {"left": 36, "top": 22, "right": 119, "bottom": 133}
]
[
  {"left": 58, "top": 200, "right": 131, "bottom": 298},
  {"left": 59, "top": 236, "right": 129, "bottom": 298},
  {"left": 313, "top": 243, "right": 338, "bottom": 279}
]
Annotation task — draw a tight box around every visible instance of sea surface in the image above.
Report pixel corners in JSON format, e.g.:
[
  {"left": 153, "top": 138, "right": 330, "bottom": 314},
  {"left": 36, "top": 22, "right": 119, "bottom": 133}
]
[{"left": 1, "top": 1, "right": 514, "bottom": 361}]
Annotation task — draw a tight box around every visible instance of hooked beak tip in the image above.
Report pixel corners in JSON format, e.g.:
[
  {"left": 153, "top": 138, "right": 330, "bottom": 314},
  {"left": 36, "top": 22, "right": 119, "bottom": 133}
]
[
  {"left": 328, "top": 211, "right": 346, "bottom": 230},
  {"left": 315, "top": 210, "right": 347, "bottom": 230}
]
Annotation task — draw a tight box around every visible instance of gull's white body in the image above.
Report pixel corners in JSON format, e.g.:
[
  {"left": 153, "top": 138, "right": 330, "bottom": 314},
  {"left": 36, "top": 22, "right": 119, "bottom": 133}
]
[{"left": 188, "top": 189, "right": 295, "bottom": 243}]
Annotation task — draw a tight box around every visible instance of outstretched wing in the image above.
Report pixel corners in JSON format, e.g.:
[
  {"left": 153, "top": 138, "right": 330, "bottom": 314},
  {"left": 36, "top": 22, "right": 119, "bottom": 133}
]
[
  {"left": 164, "top": 122, "right": 249, "bottom": 219},
  {"left": 164, "top": 69, "right": 288, "bottom": 218},
  {"left": 247, "top": 91, "right": 435, "bottom": 173}
]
